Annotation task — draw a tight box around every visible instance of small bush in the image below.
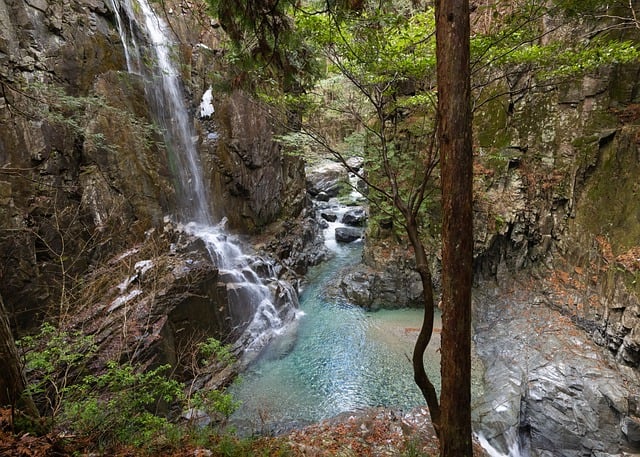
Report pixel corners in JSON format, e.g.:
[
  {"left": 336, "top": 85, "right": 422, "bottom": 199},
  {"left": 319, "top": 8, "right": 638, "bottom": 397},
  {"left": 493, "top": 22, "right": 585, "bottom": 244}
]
[
  {"left": 18, "top": 325, "right": 243, "bottom": 453},
  {"left": 60, "top": 362, "right": 184, "bottom": 450}
]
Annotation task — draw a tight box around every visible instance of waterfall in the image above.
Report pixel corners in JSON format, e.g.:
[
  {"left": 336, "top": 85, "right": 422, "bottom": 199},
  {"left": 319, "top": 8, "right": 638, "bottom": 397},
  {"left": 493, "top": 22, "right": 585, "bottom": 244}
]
[
  {"left": 109, "top": 0, "right": 210, "bottom": 223},
  {"left": 109, "top": 0, "right": 298, "bottom": 352}
]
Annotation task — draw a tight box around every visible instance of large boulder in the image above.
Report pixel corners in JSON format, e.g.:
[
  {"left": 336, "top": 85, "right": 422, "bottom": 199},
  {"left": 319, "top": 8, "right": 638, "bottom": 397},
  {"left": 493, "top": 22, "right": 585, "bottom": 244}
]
[
  {"left": 306, "top": 162, "right": 348, "bottom": 198},
  {"left": 336, "top": 245, "right": 424, "bottom": 310},
  {"left": 335, "top": 226, "right": 363, "bottom": 243},
  {"left": 342, "top": 207, "right": 367, "bottom": 227}
]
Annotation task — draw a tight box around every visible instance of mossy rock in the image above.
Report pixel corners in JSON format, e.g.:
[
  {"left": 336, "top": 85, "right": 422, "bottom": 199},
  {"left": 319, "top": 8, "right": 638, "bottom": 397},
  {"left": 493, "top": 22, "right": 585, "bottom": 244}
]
[{"left": 572, "top": 126, "right": 640, "bottom": 256}]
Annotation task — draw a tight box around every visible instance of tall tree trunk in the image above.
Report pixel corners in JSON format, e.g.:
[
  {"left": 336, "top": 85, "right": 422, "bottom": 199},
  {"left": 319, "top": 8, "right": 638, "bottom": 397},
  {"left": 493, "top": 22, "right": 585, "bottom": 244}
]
[
  {"left": 435, "top": 0, "right": 473, "bottom": 455},
  {"left": 0, "top": 293, "right": 39, "bottom": 418}
]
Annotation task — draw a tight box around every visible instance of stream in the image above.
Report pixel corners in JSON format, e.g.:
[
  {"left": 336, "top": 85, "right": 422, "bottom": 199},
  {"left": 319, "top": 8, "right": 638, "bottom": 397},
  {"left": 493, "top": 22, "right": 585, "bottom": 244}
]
[
  {"left": 106, "top": 1, "right": 640, "bottom": 454},
  {"left": 229, "top": 233, "right": 441, "bottom": 435}
]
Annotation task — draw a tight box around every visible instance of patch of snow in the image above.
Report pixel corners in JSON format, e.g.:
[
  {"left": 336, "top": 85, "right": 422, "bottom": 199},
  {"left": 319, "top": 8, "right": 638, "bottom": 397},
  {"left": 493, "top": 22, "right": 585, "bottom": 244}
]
[
  {"left": 108, "top": 289, "right": 143, "bottom": 313},
  {"left": 134, "top": 259, "right": 153, "bottom": 276},
  {"left": 199, "top": 86, "right": 214, "bottom": 118},
  {"left": 117, "top": 275, "right": 137, "bottom": 293}
]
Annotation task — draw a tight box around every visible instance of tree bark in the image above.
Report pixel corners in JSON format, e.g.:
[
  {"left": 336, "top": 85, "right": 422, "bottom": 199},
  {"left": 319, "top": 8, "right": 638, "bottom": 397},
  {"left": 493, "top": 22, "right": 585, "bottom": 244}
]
[
  {"left": 0, "top": 293, "right": 39, "bottom": 417},
  {"left": 406, "top": 218, "right": 441, "bottom": 435},
  {"left": 435, "top": 0, "right": 473, "bottom": 455}
]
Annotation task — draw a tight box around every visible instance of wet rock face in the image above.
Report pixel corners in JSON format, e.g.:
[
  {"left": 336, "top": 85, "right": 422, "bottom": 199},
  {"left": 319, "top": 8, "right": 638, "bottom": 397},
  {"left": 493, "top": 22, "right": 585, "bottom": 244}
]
[
  {"left": 0, "top": 0, "right": 308, "bottom": 331},
  {"left": 83, "top": 71, "right": 175, "bottom": 227},
  {"left": 206, "top": 91, "right": 306, "bottom": 232},
  {"left": 0, "top": 0, "right": 138, "bottom": 325},
  {"left": 65, "top": 224, "right": 297, "bottom": 377},
  {"left": 473, "top": 284, "right": 640, "bottom": 457}
]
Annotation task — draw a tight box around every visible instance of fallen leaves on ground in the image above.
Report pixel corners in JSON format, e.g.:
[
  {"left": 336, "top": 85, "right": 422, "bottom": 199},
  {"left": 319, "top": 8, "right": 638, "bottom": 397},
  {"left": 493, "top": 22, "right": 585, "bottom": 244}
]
[{"left": 286, "top": 408, "right": 438, "bottom": 457}]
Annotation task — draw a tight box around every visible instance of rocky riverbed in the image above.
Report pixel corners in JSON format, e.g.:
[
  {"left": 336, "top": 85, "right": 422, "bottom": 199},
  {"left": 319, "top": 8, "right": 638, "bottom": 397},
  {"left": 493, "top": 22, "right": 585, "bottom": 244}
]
[{"left": 301, "top": 158, "right": 640, "bottom": 456}]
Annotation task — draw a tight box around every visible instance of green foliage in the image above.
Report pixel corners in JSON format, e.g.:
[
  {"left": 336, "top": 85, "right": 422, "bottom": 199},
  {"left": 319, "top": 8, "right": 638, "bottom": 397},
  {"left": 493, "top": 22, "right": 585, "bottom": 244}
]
[
  {"left": 213, "top": 434, "right": 292, "bottom": 457},
  {"left": 18, "top": 323, "right": 97, "bottom": 420},
  {"left": 61, "top": 362, "right": 184, "bottom": 449},
  {"left": 191, "top": 388, "right": 239, "bottom": 421},
  {"left": 474, "top": 32, "right": 640, "bottom": 80},
  {"left": 470, "top": 0, "right": 640, "bottom": 95},
  {"left": 400, "top": 436, "right": 434, "bottom": 457},
  {"left": 188, "top": 338, "right": 240, "bottom": 423},
  {"left": 296, "top": 7, "right": 436, "bottom": 90},
  {"left": 197, "top": 337, "right": 235, "bottom": 366},
  {"left": 18, "top": 325, "right": 244, "bottom": 453},
  {"left": 205, "top": 0, "right": 321, "bottom": 93},
  {"left": 546, "top": 39, "right": 640, "bottom": 77}
]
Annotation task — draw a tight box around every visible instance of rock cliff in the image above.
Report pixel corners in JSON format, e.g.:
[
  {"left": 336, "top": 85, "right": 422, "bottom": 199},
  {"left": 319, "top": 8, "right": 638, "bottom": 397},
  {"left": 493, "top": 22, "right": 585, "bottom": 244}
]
[
  {"left": 0, "top": 0, "right": 309, "bottom": 363},
  {"left": 472, "top": 61, "right": 640, "bottom": 367}
]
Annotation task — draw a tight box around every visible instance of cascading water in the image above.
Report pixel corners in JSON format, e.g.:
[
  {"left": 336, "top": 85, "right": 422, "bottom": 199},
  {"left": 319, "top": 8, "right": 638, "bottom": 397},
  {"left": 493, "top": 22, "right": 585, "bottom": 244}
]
[
  {"left": 109, "top": 0, "right": 210, "bottom": 223},
  {"left": 476, "top": 430, "right": 527, "bottom": 457},
  {"left": 109, "top": 0, "right": 298, "bottom": 352},
  {"left": 108, "top": 5, "right": 527, "bottom": 451}
]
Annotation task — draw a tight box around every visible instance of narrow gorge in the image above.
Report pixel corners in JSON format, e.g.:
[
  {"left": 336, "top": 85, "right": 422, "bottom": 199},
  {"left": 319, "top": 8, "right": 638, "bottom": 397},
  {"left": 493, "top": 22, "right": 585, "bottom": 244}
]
[{"left": 1, "top": 0, "right": 640, "bottom": 456}]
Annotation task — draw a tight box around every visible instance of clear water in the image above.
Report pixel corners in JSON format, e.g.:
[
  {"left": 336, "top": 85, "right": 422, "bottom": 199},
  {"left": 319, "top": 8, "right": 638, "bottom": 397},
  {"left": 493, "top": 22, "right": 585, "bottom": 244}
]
[{"left": 229, "top": 243, "right": 441, "bottom": 433}]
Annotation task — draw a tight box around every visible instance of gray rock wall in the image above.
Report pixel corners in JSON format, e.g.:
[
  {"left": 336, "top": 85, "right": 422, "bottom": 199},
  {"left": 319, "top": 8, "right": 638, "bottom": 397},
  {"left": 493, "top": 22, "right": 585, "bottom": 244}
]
[
  {"left": 471, "top": 63, "right": 640, "bottom": 368},
  {"left": 0, "top": 0, "right": 307, "bottom": 331},
  {"left": 0, "top": 0, "right": 144, "bottom": 325}
]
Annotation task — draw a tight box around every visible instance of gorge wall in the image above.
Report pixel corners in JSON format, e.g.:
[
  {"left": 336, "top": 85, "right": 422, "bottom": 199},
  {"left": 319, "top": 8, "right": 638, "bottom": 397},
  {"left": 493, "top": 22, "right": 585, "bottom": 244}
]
[
  {"left": 351, "top": 18, "right": 640, "bottom": 370},
  {"left": 472, "top": 58, "right": 640, "bottom": 367},
  {"left": 0, "top": 0, "right": 307, "bottom": 365}
]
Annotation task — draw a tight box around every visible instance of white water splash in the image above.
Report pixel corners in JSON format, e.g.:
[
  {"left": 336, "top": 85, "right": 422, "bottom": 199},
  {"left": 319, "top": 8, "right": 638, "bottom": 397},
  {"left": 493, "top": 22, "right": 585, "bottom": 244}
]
[
  {"left": 476, "top": 430, "right": 526, "bottom": 457},
  {"left": 108, "top": 0, "right": 299, "bottom": 352}
]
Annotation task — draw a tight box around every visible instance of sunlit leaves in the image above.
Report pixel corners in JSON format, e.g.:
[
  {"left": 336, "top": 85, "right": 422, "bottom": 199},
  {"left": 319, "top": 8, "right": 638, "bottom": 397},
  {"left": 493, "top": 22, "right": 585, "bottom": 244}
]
[
  {"left": 299, "top": 8, "right": 436, "bottom": 88},
  {"left": 547, "top": 40, "right": 640, "bottom": 77},
  {"left": 473, "top": 25, "right": 640, "bottom": 80}
]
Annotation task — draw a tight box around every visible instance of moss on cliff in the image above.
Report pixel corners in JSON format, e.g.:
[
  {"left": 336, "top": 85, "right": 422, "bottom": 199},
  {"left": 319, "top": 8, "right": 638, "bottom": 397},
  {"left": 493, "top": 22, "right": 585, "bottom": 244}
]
[{"left": 571, "top": 127, "right": 640, "bottom": 256}]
